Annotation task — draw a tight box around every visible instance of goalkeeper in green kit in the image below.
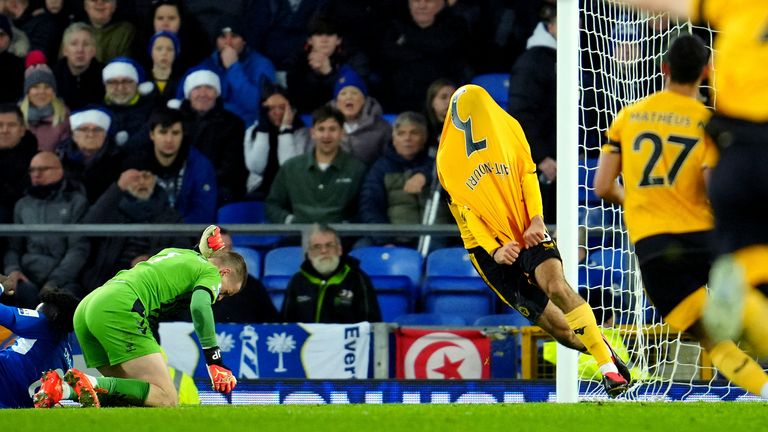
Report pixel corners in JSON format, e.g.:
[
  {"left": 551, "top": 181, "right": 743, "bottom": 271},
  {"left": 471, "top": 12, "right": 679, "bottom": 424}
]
[{"left": 33, "top": 226, "right": 246, "bottom": 408}]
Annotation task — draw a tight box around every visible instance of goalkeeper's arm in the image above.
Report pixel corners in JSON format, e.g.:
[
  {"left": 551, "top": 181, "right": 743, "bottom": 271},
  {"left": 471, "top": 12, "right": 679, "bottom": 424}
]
[{"left": 190, "top": 289, "right": 237, "bottom": 393}]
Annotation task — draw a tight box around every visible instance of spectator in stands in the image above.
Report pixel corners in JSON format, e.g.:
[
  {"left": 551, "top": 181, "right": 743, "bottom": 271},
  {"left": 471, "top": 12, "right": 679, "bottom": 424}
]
[
  {"left": 83, "top": 0, "right": 135, "bottom": 62},
  {"left": 330, "top": 66, "right": 390, "bottom": 165},
  {"left": 41, "top": 0, "right": 78, "bottom": 52},
  {"left": 376, "top": 0, "right": 470, "bottom": 112},
  {"left": 178, "top": 67, "right": 247, "bottom": 205},
  {"left": 424, "top": 78, "right": 456, "bottom": 154},
  {"left": 359, "top": 111, "right": 441, "bottom": 247},
  {"left": 141, "top": 0, "right": 211, "bottom": 73},
  {"left": 244, "top": 84, "right": 309, "bottom": 200},
  {"left": 198, "top": 14, "right": 276, "bottom": 126},
  {"left": 286, "top": 15, "right": 370, "bottom": 114},
  {"left": 0, "top": 14, "right": 24, "bottom": 104},
  {"left": 507, "top": 3, "right": 557, "bottom": 223},
  {"left": 282, "top": 224, "right": 381, "bottom": 323},
  {"left": 19, "top": 63, "right": 70, "bottom": 151},
  {"left": 0, "top": 103, "right": 37, "bottom": 223},
  {"left": 243, "top": 0, "right": 326, "bottom": 71},
  {"left": 53, "top": 23, "right": 105, "bottom": 111},
  {"left": 5, "top": 0, "right": 58, "bottom": 62},
  {"left": 123, "top": 107, "right": 217, "bottom": 224},
  {"left": 59, "top": 107, "right": 123, "bottom": 203},
  {"left": 80, "top": 169, "right": 183, "bottom": 294},
  {"left": 266, "top": 105, "right": 366, "bottom": 225},
  {"left": 101, "top": 56, "right": 155, "bottom": 150},
  {"left": 145, "top": 31, "right": 182, "bottom": 105},
  {"left": 212, "top": 228, "right": 278, "bottom": 323},
  {"left": 3, "top": 151, "right": 89, "bottom": 307}
]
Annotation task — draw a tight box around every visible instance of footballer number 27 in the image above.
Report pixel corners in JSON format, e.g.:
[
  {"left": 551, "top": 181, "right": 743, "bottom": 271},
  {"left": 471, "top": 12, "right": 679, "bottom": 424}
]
[{"left": 633, "top": 132, "right": 698, "bottom": 187}]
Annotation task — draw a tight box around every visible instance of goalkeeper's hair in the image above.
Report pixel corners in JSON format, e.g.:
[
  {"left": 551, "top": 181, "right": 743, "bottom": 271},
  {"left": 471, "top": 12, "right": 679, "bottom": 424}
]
[
  {"left": 665, "top": 33, "right": 709, "bottom": 84},
  {"left": 210, "top": 250, "right": 247, "bottom": 286},
  {"left": 39, "top": 289, "right": 80, "bottom": 334}
]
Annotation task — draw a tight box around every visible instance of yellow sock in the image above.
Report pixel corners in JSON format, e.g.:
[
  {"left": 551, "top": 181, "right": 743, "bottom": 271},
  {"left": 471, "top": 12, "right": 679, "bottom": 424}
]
[
  {"left": 564, "top": 302, "right": 612, "bottom": 366},
  {"left": 709, "top": 340, "right": 768, "bottom": 397},
  {"left": 743, "top": 290, "right": 768, "bottom": 357}
]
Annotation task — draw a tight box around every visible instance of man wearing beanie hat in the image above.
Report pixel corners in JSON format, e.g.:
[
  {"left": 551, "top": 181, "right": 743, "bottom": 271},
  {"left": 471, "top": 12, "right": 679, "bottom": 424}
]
[
  {"left": 199, "top": 14, "right": 276, "bottom": 126},
  {"left": 19, "top": 63, "right": 71, "bottom": 152},
  {"left": 178, "top": 66, "right": 248, "bottom": 204},
  {"left": 102, "top": 57, "right": 155, "bottom": 151},
  {"left": 5, "top": 0, "right": 58, "bottom": 62},
  {"left": 0, "top": 14, "right": 24, "bottom": 104}
]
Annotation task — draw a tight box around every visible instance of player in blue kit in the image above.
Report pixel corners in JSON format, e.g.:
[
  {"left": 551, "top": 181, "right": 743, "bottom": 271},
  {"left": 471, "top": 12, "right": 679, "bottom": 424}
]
[{"left": 0, "top": 275, "right": 79, "bottom": 408}]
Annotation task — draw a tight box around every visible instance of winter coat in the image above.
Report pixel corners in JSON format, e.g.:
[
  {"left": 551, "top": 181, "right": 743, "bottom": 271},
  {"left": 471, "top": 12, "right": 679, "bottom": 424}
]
[
  {"left": 330, "top": 96, "right": 391, "bottom": 165},
  {"left": 4, "top": 179, "right": 89, "bottom": 287},
  {"left": 0, "top": 132, "right": 37, "bottom": 222},
  {"left": 199, "top": 48, "right": 277, "bottom": 126},
  {"left": 282, "top": 255, "right": 381, "bottom": 323},
  {"left": 58, "top": 136, "right": 125, "bottom": 204},
  {"left": 53, "top": 58, "right": 105, "bottom": 111},
  {"left": 265, "top": 150, "right": 367, "bottom": 224}
]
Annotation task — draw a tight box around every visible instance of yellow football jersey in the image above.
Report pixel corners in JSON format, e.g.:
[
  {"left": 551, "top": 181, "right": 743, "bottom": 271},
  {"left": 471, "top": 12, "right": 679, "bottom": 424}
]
[
  {"left": 437, "top": 84, "right": 542, "bottom": 251},
  {"left": 690, "top": 0, "right": 768, "bottom": 122},
  {"left": 605, "top": 90, "right": 718, "bottom": 243}
]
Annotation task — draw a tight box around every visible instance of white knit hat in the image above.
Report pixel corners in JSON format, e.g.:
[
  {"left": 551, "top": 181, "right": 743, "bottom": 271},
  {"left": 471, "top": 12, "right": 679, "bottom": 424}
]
[
  {"left": 102, "top": 58, "right": 139, "bottom": 83},
  {"left": 70, "top": 109, "right": 111, "bottom": 131},
  {"left": 183, "top": 69, "right": 221, "bottom": 99}
]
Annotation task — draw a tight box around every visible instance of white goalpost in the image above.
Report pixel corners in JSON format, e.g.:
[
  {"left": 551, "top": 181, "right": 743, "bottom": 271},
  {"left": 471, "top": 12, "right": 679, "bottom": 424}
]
[{"left": 556, "top": 0, "right": 757, "bottom": 401}]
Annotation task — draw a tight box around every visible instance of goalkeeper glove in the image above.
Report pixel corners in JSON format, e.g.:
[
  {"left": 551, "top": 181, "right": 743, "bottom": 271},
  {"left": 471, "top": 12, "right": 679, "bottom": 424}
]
[
  {"left": 203, "top": 346, "right": 237, "bottom": 394},
  {"left": 199, "top": 225, "right": 225, "bottom": 258}
]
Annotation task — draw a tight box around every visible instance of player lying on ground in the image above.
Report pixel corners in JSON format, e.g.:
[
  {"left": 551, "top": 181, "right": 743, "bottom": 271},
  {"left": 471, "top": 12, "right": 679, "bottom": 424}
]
[
  {"left": 0, "top": 281, "right": 79, "bottom": 409},
  {"left": 436, "top": 84, "right": 631, "bottom": 398},
  {"left": 595, "top": 33, "right": 768, "bottom": 399},
  {"left": 34, "top": 225, "right": 246, "bottom": 408}
]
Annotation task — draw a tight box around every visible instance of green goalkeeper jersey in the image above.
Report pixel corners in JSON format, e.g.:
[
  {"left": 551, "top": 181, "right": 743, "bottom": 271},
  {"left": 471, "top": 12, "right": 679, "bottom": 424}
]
[{"left": 108, "top": 248, "right": 221, "bottom": 320}]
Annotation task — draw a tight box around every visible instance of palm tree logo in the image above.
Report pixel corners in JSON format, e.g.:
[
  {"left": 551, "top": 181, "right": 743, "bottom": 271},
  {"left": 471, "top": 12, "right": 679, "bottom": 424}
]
[{"left": 267, "top": 332, "right": 296, "bottom": 373}]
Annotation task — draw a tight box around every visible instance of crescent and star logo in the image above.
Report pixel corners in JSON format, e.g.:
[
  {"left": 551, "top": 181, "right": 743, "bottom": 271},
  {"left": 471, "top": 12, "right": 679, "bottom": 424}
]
[{"left": 403, "top": 332, "right": 483, "bottom": 379}]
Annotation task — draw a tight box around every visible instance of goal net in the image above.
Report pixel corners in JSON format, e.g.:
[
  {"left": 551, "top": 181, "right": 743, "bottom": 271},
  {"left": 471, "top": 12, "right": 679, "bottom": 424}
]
[{"left": 575, "top": 0, "right": 754, "bottom": 401}]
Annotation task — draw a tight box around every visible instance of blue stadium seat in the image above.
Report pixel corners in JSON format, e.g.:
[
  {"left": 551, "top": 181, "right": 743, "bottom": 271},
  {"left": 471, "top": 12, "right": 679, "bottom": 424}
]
[
  {"left": 262, "top": 246, "right": 304, "bottom": 310},
  {"left": 217, "top": 201, "right": 280, "bottom": 248},
  {"left": 382, "top": 113, "right": 398, "bottom": 125},
  {"left": 349, "top": 247, "right": 424, "bottom": 319},
  {"left": 300, "top": 113, "right": 313, "bottom": 127},
  {"left": 232, "top": 246, "right": 261, "bottom": 279},
  {"left": 423, "top": 248, "right": 493, "bottom": 324},
  {"left": 393, "top": 313, "right": 466, "bottom": 326},
  {"left": 474, "top": 313, "right": 530, "bottom": 327},
  {"left": 470, "top": 73, "right": 510, "bottom": 108},
  {"left": 585, "top": 248, "right": 628, "bottom": 290},
  {"left": 578, "top": 158, "right": 601, "bottom": 205}
]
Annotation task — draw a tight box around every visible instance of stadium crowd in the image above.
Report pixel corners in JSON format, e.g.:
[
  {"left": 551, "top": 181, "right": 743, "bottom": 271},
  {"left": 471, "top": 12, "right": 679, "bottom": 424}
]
[{"left": 0, "top": 0, "right": 556, "bottom": 320}]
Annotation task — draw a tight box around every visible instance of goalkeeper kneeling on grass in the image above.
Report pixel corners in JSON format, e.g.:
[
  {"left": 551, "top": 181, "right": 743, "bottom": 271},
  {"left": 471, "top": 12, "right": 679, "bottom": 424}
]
[{"left": 33, "top": 225, "right": 246, "bottom": 408}]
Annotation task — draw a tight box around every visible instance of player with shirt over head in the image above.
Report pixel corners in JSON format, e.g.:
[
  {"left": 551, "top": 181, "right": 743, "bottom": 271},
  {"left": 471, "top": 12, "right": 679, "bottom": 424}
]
[
  {"left": 437, "top": 84, "right": 631, "bottom": 398},
  {"left": 595, "top": 34, "right": 768, "bottom": 399},
  {"left": 618, "top": 0, "right": 768, "bottom": 360},
  {"left": 33, "top": 226, "right": 246, "bottom": 408}
]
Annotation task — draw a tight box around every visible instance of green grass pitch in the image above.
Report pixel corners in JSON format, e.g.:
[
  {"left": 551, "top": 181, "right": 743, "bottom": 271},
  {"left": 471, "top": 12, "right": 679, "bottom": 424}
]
[{"left": 0, "top": 403, "right": 764, "bottom": 432}]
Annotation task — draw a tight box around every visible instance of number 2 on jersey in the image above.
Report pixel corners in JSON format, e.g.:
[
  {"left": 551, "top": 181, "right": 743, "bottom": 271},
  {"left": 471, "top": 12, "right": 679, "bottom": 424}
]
[{"left": 633, "top": 132, "right": 698, "bottom": 187}]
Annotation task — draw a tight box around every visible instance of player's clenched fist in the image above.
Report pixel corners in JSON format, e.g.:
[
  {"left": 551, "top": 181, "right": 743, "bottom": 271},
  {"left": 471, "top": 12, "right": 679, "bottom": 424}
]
[
  {"left": 204, "top": 347, "right": 237, "bottom": 394},
  {"left": 199, "top": 225, "right": 225, "bottom": 258}
]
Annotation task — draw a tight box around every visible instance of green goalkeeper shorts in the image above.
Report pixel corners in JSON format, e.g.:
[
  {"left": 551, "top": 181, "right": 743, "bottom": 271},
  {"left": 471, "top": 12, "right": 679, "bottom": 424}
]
[{"left": 73, "top": 282, "right": 161, "bottom": 368}]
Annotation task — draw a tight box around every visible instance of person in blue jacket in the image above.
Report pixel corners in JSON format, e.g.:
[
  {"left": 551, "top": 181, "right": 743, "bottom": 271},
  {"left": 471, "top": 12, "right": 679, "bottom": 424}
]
[{"left": 0, "top": 276, "right": 79, "bottom": 409}]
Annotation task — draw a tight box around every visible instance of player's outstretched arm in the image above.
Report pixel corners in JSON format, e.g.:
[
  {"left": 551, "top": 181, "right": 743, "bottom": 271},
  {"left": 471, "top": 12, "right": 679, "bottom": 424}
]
[
  {"left": 190, "top": 289, "right": 237, "bottom": 393},
  {"left": 199, "top": 225, "right": 225, "bottom": 258}
]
